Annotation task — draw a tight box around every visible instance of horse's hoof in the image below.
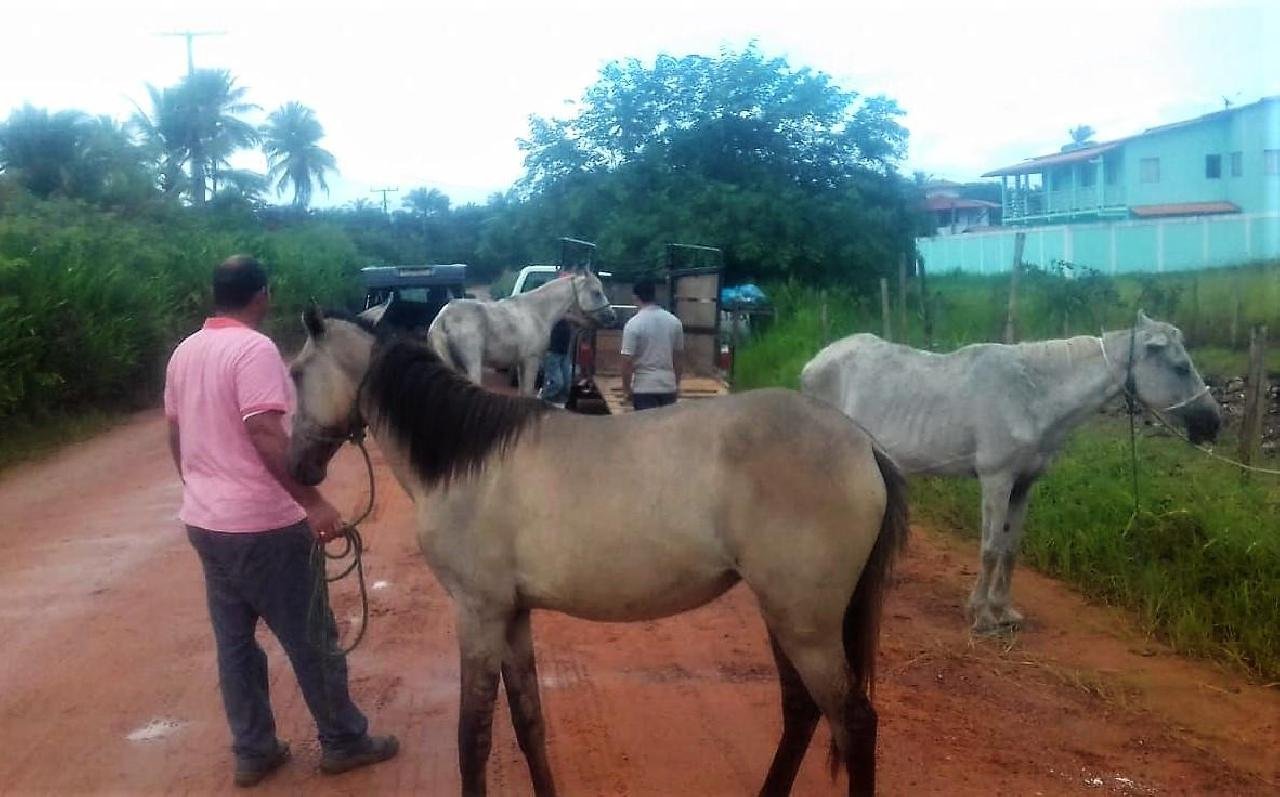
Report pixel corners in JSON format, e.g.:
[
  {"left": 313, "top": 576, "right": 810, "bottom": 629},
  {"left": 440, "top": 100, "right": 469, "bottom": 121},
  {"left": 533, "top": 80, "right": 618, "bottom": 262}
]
[
  {"left": 996, "top": 606, "right": 1025, "bottom": 627},
  {"left": 970, "top": 608, "right": 1000, "bottom": 636}
]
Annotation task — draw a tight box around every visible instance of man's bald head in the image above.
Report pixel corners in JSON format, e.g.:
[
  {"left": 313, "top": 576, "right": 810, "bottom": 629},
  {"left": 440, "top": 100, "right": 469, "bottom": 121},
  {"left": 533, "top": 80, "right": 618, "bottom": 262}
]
[{"left": 213, "top": 255, "right": 268, "bottom": 312}]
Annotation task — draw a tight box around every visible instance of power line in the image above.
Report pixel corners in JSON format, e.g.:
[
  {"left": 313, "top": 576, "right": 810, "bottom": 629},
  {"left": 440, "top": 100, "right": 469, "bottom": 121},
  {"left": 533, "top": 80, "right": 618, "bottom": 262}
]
[
  {"left": 370, "top": 187, "right": 399, "bottom": 214},
  {"left": 157, "top": 30, "right": 226, "bottom": 75}
]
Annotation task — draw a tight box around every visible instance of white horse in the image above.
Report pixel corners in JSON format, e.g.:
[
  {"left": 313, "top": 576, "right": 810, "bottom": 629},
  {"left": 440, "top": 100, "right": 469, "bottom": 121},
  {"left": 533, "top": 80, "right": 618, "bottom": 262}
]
[
  {"left": 427, "top": 269, "right": 616, "bottom": 395},
  {"left": 288, "top": 308, "right": 909, "bottom": 796},
  {"left": 801, "top": 312, "right": 1221, "bottom": 634}
]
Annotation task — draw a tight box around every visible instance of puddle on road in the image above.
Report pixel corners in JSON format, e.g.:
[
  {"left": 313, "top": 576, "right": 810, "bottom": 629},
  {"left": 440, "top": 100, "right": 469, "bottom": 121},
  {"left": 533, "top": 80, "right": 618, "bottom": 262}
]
[
  {"left": 372, "top": 580, "right": 390, "bottom": 591},
  {"left": 126, "top": 718, "right": 186, "bottom": 742}
]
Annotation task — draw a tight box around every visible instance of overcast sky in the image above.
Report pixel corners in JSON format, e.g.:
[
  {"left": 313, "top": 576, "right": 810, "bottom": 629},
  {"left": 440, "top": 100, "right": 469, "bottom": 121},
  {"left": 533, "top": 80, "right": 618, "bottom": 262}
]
[{"left": 4, "top": 0, "right": 1277, "bottom": 207}]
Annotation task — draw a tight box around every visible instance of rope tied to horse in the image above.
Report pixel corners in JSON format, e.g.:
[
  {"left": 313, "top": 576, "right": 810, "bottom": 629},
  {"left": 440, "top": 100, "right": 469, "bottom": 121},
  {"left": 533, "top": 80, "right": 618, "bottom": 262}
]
[
  {"left": 306, "top": 428, "right": 376, "bottom": 657},
  {"left": 1102, "top": 316, "right": 1280, "bottom": 530}
]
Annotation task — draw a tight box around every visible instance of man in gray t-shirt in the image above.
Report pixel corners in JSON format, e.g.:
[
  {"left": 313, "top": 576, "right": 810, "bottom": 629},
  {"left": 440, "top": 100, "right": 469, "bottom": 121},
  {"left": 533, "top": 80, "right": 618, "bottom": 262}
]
[{"left": 620, "top": 278, "right": 684, "bottom": 411}]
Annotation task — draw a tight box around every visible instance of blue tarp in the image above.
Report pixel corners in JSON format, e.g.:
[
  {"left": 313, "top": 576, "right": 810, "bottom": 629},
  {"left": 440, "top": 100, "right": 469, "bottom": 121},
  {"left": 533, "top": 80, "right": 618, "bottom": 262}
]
[{"left": 721, "top": 283, "right": 768, "bottom": 306}]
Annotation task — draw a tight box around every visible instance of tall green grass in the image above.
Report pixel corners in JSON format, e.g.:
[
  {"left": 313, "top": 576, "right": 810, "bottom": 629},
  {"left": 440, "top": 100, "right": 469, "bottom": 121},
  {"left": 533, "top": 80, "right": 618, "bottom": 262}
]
[
  {"left": 736, "top": 276, "right": 1280, "bottom": 680},
  {"left": 0, "top": 197, "right": 361, "bottom": 424}
]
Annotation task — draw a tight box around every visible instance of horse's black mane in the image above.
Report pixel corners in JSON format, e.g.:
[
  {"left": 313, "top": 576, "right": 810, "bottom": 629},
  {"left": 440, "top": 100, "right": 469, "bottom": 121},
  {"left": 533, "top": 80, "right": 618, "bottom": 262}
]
[{"left": 364, "top": 337, "right": 550, "bottom": 488}]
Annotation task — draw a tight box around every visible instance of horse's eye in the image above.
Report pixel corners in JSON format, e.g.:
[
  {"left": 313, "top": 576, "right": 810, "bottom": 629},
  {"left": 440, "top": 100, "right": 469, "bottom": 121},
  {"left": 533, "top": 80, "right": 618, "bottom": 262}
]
[{"left": 1174, "top": 363, "right": 1191, "bottom": 376}]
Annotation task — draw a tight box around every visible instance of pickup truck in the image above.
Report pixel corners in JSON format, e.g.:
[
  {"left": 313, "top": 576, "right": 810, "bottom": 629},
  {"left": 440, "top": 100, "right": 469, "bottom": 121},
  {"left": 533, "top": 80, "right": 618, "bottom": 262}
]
[{"left": 359, "top": 264, "right": 469, "bottom": 331}]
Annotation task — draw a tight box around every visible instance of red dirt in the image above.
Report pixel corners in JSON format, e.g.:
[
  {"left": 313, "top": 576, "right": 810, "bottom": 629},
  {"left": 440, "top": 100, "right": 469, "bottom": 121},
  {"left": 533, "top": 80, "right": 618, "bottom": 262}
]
[{"left": 1, "top": 410, "right": 1276, "bottom": 795}]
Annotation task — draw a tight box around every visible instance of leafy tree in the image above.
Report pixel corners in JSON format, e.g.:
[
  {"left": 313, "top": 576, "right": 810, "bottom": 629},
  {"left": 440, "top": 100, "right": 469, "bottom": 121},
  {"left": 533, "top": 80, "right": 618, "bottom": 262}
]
[
  {"left": 261, "top": 102, "right": 337, "bottom": 208},
  {"left": 510, "top": 46, "right": 914, "bottom": 284}
]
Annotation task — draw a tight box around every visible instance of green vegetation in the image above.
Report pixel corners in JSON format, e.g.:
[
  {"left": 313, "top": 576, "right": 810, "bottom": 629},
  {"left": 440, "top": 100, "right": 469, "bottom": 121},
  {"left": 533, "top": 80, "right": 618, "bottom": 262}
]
[
  {"left": 915, "top": 425, "right": 1280, "bottom": 680},
  {"left": 513, "top": 46, "right": 918, "bottom": 283},
  {"left": 2, "top": 47, "right": 923, "bottom": 433},
  {"left": 735, "top": 276, "right": 1280, "bottom": 680},
  {"left": 0, "top": 195, "right": 360, "bottom": 423}
]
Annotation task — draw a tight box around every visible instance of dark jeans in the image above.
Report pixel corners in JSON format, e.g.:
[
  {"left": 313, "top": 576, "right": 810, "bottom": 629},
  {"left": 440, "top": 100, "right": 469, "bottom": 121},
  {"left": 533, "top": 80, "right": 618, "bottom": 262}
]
[
  {"left": 187, "top": 522, "right": 369, "bottom": 763},
  {"left": 632, "top": 392, "right": 678, "bottom": 411}
]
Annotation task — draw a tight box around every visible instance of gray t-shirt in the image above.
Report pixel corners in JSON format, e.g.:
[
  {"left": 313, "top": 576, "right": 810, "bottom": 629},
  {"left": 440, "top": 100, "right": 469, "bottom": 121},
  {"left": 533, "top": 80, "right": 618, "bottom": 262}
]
[{"left": 620, "top": 305, "right": 684, "bottom": 394}]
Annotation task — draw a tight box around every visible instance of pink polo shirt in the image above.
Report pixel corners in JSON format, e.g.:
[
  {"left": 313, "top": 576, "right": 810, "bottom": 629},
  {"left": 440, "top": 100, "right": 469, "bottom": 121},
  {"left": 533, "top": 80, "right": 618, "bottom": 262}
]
[{"left": 164, "top": 317, "right": 306, "bottom": 532}]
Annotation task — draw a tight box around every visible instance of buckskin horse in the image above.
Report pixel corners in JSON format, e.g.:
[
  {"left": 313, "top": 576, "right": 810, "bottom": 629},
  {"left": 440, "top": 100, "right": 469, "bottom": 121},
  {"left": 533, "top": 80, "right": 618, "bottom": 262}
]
[{"left": 288, "top": 307, "right": 908, "bottom": 796}]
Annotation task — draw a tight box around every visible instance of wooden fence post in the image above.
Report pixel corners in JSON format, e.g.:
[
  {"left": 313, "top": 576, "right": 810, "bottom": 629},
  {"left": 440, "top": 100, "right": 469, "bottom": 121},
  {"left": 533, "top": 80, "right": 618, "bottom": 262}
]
[
  {"left": 918, "top": 254, "right": 934, "bottom": 349},
  {"left": 1239, "top": 324, "right": 1268, "bottom": 472},
  {"left": 880, "top": 277, "right": 893, "bottom": 341},
  {"left": 1004, "top": 231, "right": 1026, "bottom": 344},
  {"left": 898, "top": 253, "right": 909, "bottom": 345},
  {"left": 819, "top": 290, "right": 830, "bottom": 345},
  {"left": 1230, "top": 281, "right": 1242, "bottom": 349}
]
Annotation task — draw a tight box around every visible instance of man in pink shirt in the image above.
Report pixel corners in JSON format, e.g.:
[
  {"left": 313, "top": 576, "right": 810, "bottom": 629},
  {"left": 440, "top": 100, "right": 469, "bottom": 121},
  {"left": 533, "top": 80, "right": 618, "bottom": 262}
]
[{"left": 165, "top": 255, "right": 397, "bottom": 787}]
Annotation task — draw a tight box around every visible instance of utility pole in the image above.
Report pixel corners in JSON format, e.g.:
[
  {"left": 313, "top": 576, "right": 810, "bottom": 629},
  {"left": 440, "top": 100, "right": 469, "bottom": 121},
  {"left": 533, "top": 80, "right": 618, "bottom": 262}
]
[
  {"left": 158, "top": 30, "right": 226, "bottom": 75},
  {"left": 371, "top": 187, "right": 399, "bottom": 214}
]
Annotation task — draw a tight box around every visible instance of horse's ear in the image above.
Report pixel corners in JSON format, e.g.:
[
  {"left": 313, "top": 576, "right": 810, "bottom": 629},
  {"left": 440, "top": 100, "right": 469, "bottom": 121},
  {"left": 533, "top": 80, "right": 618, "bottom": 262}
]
[
  {"left": 303, "top": 303, "right": 325, "bottom": 339},
  {"left": 1137, "top": 308, "right": 1152, "bottom": 324}
]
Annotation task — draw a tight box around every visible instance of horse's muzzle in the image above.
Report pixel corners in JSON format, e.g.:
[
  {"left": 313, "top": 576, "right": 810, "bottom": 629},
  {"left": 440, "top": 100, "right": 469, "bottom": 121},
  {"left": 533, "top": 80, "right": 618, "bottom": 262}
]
[
  {"left": 291, "top": 458, "right": 328, "bottom": 487},
  {"left": 288, "top": 440, "right": 337, "bottom": 486},
  {"left": 1182, "top": 397, "right": 1222, "bottom": 445},
  {"left": 592, "top": 307, "right": 618, "bottom": 328}
]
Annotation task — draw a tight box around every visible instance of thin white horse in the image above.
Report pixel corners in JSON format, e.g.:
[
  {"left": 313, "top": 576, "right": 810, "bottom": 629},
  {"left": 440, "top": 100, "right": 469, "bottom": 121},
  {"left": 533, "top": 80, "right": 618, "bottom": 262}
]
[
  {"left": 288, "top": 308, "right": 908, "bottom": 796},
  {"left": 427, "top": 269, "right": 615, "bottom": 395},
  {"left": 801, "top": 312, "right": 1220, "bottom": 634}
]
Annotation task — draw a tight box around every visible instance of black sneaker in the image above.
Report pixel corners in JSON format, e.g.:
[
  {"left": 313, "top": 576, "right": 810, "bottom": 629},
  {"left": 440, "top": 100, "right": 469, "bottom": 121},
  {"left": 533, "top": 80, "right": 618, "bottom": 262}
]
[
  {"left": 234, "top": 740, "right": 291, "bottom": 788},
  {"left": 320, "top": 734, "right": 400, "bottom": 776}
]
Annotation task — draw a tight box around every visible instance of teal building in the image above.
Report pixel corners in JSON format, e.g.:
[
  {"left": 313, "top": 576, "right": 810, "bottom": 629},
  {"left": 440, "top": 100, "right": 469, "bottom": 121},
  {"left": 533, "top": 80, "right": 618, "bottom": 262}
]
[{"left": 917, "top": 97, "right": 1280, "bottom": 274}]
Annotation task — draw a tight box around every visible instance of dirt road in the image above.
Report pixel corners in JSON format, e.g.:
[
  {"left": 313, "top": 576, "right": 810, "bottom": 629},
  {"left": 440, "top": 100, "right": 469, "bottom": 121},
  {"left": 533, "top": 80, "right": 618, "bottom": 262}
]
[{"left": 1, "top": 411, "right": 1276, "bottom": 795}]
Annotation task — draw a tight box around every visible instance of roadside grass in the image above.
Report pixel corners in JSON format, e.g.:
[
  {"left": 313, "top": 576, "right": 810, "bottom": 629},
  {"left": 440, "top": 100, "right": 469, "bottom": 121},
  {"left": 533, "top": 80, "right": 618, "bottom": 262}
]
[
  {"left": 0, "top": 409, "right": 123, "bottom": 475},
  {"left": 735, "top": 279, "right": 1280, "bottom": 681},
  {"left": 914, "top": 423, "right": 1280, "bottom": 680}
]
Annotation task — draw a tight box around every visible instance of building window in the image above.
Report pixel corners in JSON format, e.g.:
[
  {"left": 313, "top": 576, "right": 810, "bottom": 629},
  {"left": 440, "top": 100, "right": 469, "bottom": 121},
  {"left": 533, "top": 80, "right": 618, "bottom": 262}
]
[
  {"left": 1231, "top": 151, "right": 1243, "bottom": 177},
  {"left": 1205, "top": 154, "right": 1222, "bottom": 179},
  {"left": 1266, "top": 150, "right": 1280, "bottom": 176},
  {"left": 1079, "top": 164, "right": 1096, "bottom": 188},
  {"left": 1140, "top": 158, "right": 1160, "bottom": 184}
]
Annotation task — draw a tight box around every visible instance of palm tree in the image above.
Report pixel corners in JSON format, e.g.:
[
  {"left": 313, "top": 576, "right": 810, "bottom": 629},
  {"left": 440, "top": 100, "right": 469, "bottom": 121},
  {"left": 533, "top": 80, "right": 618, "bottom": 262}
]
[
  {"left": 0, "top": 105, "right": 88, "bottom": 198},
  {"left": 261, "top": 102, "right": 337, "bottom": 208},
  {"left": 131, "top": 85, "right": 189, "bottom": 197},
  {"left": 1063, "top": 125, "right": 1096, "bottom": 152},
  {"left": 402, "top": 186, "right": 451, "bottom": 217},
  {"left": 75, "top": 116, "right": 155, "bottom": 206},
  {"left": 180, "top": 70, "right": 259, "bottom": 204},
  {"left": 131, "top": 70, "right": 258, "bottom": 204}
]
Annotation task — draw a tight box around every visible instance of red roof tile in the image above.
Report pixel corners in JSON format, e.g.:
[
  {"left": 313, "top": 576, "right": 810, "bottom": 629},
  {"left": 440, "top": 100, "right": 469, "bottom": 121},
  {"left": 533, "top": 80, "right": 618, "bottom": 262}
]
[
  {"left": 1129, "top": 202, "right": 1240, "bottom": 218},
  {"left": 923, "top": 196, "right": 999, "bottom": 211}
]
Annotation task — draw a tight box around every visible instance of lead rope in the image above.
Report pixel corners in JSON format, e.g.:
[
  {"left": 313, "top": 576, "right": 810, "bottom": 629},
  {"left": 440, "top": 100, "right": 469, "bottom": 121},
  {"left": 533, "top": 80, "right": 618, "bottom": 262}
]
[
  {"left": 1125, "top": 323, "right": 1141, "bottom": 517},
  {"left": 1102, "top": 319, "right": 1280, "bottom": 527},
  {"left": 306, "top": 429, "right": 376, "bottom": 657}
]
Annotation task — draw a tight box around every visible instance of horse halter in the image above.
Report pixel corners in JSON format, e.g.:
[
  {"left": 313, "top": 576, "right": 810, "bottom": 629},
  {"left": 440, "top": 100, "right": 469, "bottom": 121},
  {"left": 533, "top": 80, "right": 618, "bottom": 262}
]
[
  {"left": 571, "top": 274, "right": 611, "bottom": 316},
  {"left": 294, "top": 380, "right": 369, "bottom": 447},
  {"left": 1097, "top": 331, "right": 1210, "bottom": 414}
]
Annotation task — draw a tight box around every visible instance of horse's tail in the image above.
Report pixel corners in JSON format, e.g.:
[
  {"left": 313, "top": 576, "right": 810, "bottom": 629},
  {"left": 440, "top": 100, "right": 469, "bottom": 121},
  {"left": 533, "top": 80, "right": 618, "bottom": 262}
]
[{"left": 830, "top": 444, "right": 909, "bottom": 779}]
